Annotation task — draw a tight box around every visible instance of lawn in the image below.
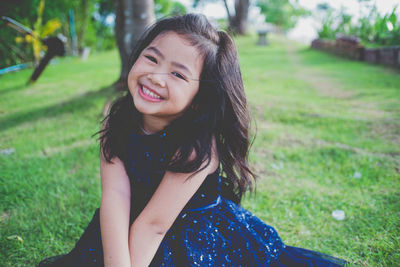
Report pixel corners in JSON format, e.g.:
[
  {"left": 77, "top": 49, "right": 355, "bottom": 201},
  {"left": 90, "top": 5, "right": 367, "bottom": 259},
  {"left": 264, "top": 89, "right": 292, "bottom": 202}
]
[{"left": 1, "top": 35, "right": 399, "bottom": 266}]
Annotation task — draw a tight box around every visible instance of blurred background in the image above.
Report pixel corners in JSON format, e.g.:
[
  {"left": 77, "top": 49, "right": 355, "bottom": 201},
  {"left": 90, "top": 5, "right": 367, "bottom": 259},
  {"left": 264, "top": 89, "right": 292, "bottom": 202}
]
[
  {"left": 0, "top": 0, "right": 399, "bottom": 266},
  {"left": 1, "top": 0, "right": 400, "bottom": 78}
]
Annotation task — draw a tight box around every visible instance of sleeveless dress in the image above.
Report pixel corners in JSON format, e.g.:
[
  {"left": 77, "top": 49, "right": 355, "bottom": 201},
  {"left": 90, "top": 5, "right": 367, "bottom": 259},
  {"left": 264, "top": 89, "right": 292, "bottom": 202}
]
[{"left": 38, "top": 128, "right": 347, "bottom": 267}]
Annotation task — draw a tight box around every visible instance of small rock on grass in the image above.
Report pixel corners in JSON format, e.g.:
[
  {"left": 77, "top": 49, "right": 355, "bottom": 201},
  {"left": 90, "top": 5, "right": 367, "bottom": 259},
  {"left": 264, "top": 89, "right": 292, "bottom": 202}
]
[
  {"left": 0, "top": 148, "right": 15, "bottom": 156},
  {"left": 271, "top": 162, "right": 284, "bottom": 170},
  {"left": 332, "top": 210, "right": 345, "bottom": 221}
]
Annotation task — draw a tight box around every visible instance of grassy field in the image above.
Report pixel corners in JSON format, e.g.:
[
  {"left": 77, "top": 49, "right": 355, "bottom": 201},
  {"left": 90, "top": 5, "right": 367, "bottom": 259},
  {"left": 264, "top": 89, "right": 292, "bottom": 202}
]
[{"left": 1, "top": 35, "right": 399, "bottom": 266}]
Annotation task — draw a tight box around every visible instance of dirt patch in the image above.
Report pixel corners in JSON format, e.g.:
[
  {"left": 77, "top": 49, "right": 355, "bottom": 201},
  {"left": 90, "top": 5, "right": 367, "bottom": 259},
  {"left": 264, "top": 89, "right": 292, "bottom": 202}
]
[
  {"left": 257, "top": 126, "right": 398, "bottom": 158},
  {"left": 0, "top": 211, "right": 10, "bottom": 223},
  {"left": 251, "top": 161, "right": 268, "bottom": 176},
  {"left": 301, "top": 71, "right": 354, "bottom": 99},
  {"left": 349, "top": 101, "right": 390, "bottom": 119},
  {"left": 274, "top": 133, "right": 307, "bottom": 148},
  {"left": 286, "top": 43, "right": 355, "bottom": 99},
  {"left": 249, "top": 103, "right": 265, "bottom": 119},
  {"left": 284, "top": 42, "right": 398, "bottom": 148},
  {"left": 41, "top": 139, "right": 94, "bottom": 156},
  {"left": 314, "top": 139, "right": 399, "bottom": 158},
  {"left": 253, "top": 146, "right": 273, "bottom": 159},
  {"left": 250, "top": 160, "right": 282, "bottom": 179},
  {"left": 249, "top": 102, "right": 279, "bottom": 119},
  {"left": 369, "top": 120, "right": 400, "bottom": 145}
]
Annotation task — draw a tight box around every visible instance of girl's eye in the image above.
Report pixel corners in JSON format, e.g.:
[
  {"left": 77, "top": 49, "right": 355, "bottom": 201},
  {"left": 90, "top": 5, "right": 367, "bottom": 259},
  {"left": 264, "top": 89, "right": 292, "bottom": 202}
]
[
  {"left": 144, "top": 55, "right": 157, "bottom": 63},
  {"left": 171, "top": 71, "right": 186, "bottom": 81}
]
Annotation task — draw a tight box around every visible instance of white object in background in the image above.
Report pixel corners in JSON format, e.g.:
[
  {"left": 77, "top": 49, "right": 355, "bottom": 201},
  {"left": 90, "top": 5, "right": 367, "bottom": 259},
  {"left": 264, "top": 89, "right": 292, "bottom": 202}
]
[
  {"left": 0, "top": 148, "right": 15, "bottom": 156},
  {"left": 271, "top": 162, "right": 284, "bottom": 170},
  {"left": 81, "top": 47, "right": 91, "bottom": 61},
  {"left": 332, "top": 210, "right": 345, "bottom": 221}
]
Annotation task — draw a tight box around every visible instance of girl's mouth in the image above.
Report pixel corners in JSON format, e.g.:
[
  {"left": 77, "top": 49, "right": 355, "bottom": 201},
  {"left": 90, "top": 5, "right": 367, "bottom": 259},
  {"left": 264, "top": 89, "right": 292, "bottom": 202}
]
[{"left": 139, "top": 85, "right": 163, "bottom": 102}]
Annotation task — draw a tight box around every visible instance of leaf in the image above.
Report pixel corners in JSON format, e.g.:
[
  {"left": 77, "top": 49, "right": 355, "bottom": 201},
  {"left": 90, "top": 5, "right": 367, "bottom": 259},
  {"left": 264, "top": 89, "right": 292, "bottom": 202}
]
[
  {"left": 25, "top": 35, "right": 33, "bottom": 43},
  {"left": 41, "top": 19, "right": 61, "bottom": 38},
  {"left": 15, "top": 37, "right": 24, "bottom": 43},
  {"left": 7, "top": 235, "right": 24, "bottom": 242},
  {"left": 388, "top": 7, "right": 398, "bottom": 26},
  {"left": 33, "top": 37, "right": 41, "bottom": 61}
]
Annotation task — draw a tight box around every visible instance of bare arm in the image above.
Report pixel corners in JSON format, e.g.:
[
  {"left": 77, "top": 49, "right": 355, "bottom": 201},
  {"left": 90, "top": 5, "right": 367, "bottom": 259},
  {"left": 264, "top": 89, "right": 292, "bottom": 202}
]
[
  {"left": 129, "top": 144, "right": 219, "bottom": 267},
  {"left": 100, "top": 154, "right": 131, "bottom": 267}
]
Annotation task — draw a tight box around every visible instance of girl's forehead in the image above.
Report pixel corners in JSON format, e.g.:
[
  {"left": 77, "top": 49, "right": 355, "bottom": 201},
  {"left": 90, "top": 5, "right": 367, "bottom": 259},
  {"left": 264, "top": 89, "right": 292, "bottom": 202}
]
[{"left": 149, "top": 31, "right": 192, "bottom": 48}]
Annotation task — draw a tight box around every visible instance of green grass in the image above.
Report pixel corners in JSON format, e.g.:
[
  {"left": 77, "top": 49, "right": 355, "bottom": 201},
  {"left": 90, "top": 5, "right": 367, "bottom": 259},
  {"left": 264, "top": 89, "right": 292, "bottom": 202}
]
[{"left": 1, "top": 36, "right": 399, "bottom": 266}]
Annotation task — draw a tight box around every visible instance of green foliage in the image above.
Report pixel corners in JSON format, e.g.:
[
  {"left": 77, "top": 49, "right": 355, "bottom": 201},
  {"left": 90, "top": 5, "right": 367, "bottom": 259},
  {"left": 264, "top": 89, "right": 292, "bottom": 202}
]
[
  {"left": 0, "top": 0, "right": 68, "bottom": 68},
  {"left": 316, "top": 9, "right": 335, "bottom": 39},
  {"left": 14, "top": 0, "right": 62, "bottom": 63},
  {"left": 155, "top": 0, "right": 187, "bottom": 18},
  {"left": 316, "top": 2, "right": 400, "bottom": 46},
  {"left": 0, "top": 24, "right": 33, "bottom": 69},
  {"left": 72, "top": 0, "right": 94, "bottom": 51},
  {"left": 85, "top": 1, "right": 115, "bottom": 51},
  {"left": 83, "top": 17, "right": 98, "bottom": 49},
  {"left": 0, "top": 0, "right": 189, "bottom": 68},
  {"left": 371, "top": 6, "right": 400, "bottom": 46},
  {"left": 257, "top": 0, "right": 309, "bottom": 31},
  {"left": 0, "top": 0, "right": 87, "bottom": 67},
  {"left": 356, "top": 5, "right": 378, "bottom": 43},
  {"left": 1, "top": 35, "right": 399, "bottom": 266},
  {"left": 90, "top": 19, "right": 115, "bottom": 51},
  {"left": 316, "top": 5, "right": 353, "bottom": 40}
]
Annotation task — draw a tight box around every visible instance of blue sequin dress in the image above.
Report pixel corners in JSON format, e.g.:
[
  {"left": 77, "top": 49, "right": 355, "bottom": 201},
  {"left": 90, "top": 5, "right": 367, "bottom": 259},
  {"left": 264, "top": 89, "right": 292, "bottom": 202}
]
[{"left": 38, "top": 128, "right": 347, "bottom": 267}]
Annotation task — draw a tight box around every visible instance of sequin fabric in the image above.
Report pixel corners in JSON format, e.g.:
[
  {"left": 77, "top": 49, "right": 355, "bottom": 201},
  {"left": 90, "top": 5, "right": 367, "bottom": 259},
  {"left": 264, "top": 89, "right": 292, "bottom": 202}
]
[
  {"left": 127, "top": 129, "right": 285, "bottom": 266},
  {"left": 38, "top": 128, "right": 347, "bottom": 267},
  {"left": 150, "top": 197, "right": 285, "bottom": 266}
]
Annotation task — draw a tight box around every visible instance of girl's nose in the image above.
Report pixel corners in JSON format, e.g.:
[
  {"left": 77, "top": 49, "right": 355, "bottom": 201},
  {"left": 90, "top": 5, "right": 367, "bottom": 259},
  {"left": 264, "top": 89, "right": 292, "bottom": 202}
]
[{"left": 147, "top": 73, "right": 166, "bottom": 87}]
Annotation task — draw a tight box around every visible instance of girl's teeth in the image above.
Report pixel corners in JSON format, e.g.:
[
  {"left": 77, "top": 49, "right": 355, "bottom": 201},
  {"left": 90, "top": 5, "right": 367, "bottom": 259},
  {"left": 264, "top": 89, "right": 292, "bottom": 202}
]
[{"left": 142, "top": 86, "right": 161, "bottom": 99}]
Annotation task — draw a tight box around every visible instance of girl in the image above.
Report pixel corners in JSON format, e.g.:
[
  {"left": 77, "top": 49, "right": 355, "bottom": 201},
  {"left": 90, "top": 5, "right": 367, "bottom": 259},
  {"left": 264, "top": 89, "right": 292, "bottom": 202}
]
[{"left": 39, "top": 14, "right": 347, "bottom": 267}]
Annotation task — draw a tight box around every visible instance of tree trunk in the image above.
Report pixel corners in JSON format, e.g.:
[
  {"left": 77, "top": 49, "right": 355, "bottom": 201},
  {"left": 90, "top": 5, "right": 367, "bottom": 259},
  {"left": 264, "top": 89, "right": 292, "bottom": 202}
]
[
  {"left": 222, "top": 0, "right": 232, "bottom": 25},
  {"left": 76, "top": 0, "right": 91, "bottom": 53},
  {"left": 114, "top": 0, "right": 155, "bottom": 91},
  {"left": 230, "top": 0, "right": 249, "bottom": 35}
]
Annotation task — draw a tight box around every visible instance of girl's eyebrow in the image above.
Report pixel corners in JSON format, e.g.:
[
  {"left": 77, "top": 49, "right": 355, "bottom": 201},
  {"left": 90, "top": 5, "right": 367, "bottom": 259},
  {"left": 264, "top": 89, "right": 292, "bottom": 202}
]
[{"left": 145, "top": 46, "right": 193, "bottom": 76}]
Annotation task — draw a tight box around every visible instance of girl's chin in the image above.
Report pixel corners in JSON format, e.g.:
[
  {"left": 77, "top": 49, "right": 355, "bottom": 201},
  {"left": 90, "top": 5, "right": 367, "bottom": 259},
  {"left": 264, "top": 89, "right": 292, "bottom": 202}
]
[{"left": 133, "top": 98, "right": 160, "bottom": 114}]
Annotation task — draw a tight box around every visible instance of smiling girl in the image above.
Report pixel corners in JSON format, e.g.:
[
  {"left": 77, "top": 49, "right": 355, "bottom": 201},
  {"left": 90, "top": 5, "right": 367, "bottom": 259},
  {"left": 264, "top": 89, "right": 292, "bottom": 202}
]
[{"left": 38, "top": 14, "right": 346, "bottom": 267}]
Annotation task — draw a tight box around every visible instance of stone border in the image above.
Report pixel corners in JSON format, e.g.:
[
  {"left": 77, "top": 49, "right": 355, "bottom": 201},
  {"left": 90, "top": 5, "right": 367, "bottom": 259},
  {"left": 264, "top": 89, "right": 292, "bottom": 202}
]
[{"left": 311, "top": 37, "right": 400, "bottom": 69}]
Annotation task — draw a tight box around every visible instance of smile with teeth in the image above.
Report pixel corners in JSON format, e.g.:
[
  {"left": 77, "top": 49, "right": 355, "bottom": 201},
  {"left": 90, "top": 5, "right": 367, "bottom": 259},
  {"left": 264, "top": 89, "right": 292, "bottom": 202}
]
[{"left": 140, "top": 85, "right": 163, "bottom": 100}]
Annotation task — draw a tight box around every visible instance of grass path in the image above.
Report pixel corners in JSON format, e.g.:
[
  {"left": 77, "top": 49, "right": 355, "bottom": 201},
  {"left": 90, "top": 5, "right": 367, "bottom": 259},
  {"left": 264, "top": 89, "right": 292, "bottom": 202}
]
[
  {"left": 285, "top": 41, "right": 398, "bottom": 159},
  {"left": 0, "top": 36, "right": 399, "bottom": 266},
  {"left": 237, "top": 36, "right": 399, "bottom": 266}
]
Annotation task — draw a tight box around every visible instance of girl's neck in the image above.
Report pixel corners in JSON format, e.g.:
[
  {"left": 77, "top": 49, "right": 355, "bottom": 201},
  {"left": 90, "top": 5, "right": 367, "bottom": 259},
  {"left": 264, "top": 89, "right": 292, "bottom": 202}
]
[{"left": 140, "top": 115, "right": 170, "bottom": 135}]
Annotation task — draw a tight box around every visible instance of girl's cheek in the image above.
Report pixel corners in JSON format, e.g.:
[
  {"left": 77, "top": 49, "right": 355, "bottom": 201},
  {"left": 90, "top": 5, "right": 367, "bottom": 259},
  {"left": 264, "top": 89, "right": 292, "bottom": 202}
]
[
  {"left": 130, "top": 65, "right": 147, "bottom": 78},
  {"left": 128, "top": 66, "right": 139, "bottom": 82}
]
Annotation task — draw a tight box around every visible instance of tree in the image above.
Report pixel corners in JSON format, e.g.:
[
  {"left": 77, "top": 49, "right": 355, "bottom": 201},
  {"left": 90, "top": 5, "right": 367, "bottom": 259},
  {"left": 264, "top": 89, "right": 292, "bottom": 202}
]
[
  {"left": 257, "top": 0, "right": 308, "bottom": 32},
  {"left": 74, "top": 0, "right": 93, "bottom": 52},
  {"left": 193, "top": 0, "right": 250, "bottom": 35},
  {"left": 230, "top": 0, "right": 249, "bottom": 34},
  {"left": 114, "top": 0, "right": 156, "bottom": 91}
]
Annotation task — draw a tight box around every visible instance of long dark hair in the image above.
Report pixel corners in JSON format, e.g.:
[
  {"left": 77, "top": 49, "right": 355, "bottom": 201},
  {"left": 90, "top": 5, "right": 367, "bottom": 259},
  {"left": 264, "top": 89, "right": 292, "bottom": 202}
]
[{"left": 99, "top": 13, "right": 256, "bottom": 204}]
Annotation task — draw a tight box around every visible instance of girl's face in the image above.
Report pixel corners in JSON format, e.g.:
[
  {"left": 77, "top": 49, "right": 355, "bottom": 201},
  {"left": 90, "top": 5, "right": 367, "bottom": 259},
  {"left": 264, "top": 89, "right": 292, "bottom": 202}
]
[{"left": 128, "top": 32, "right": 203, "bottom": 128}]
